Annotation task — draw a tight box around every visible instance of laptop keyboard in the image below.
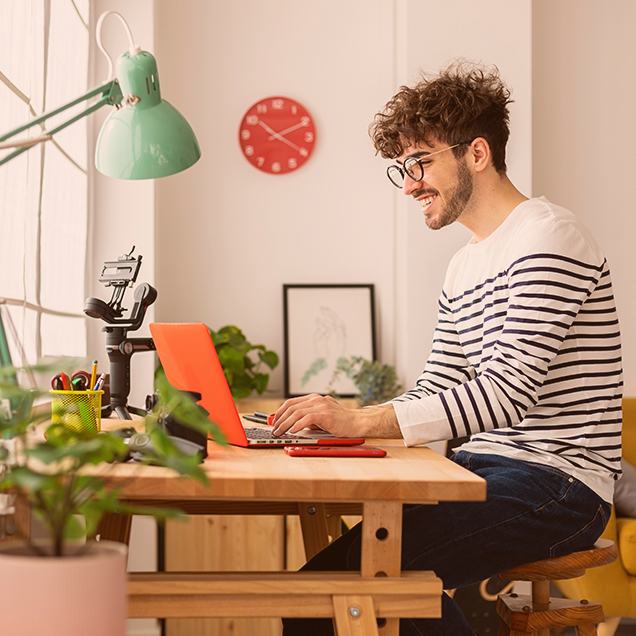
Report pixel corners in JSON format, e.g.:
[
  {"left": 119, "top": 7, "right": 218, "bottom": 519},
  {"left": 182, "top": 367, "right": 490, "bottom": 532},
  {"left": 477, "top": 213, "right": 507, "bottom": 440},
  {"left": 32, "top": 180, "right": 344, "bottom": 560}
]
[{"left": 244, "top": 427, "right": 303, "bottom": 441}]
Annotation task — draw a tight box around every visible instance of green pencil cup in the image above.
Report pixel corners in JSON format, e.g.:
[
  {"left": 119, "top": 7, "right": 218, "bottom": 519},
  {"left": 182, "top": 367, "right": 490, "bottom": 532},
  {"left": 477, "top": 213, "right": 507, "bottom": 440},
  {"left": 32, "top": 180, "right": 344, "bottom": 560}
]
[{"left": 49, "top": 390, "right": 103, "bottom": 432}]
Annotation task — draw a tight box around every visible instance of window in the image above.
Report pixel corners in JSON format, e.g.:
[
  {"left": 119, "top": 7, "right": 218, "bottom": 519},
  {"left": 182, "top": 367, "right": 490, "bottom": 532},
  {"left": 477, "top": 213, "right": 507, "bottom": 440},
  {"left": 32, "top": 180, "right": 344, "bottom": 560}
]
[{"left": 0, "top": 0, "right": 89, "bottom": 365}]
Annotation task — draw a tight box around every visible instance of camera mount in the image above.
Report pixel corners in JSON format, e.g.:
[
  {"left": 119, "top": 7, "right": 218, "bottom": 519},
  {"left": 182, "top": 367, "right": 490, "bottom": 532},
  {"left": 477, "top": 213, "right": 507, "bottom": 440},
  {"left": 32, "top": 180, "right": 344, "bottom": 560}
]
[{"left": 84, "top": 247, "right": 156, "bottom": 420}]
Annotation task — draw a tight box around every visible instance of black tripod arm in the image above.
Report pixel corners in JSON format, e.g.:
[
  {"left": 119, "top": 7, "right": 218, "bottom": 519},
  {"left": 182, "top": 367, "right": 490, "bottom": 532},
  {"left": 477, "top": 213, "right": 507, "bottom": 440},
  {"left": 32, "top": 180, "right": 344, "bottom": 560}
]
[{"left": 114, "top": 337, "right": 155, "bottom": 357}]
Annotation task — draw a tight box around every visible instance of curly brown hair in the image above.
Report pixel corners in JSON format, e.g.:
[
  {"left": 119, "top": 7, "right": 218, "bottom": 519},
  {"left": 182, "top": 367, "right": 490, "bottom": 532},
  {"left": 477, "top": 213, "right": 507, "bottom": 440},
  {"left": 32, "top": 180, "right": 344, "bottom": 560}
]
[{"left": 369, "top": 62, "right": 512, "bottom": 173}]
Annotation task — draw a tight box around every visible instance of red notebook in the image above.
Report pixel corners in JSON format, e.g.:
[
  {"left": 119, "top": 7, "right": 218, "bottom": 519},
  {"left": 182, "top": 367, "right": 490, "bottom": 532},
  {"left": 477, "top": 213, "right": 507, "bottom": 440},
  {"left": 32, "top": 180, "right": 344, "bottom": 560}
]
[{"left": 149, "top": 322, "right": 365, "bottom": 448}]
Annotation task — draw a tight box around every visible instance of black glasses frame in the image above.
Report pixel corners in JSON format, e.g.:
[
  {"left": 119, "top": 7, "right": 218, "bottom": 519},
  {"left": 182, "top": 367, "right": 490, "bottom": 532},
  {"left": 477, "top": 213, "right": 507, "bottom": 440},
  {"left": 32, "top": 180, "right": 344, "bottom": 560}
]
[{"left": 386, "top": 140, "right": 473, "bottom": 189}]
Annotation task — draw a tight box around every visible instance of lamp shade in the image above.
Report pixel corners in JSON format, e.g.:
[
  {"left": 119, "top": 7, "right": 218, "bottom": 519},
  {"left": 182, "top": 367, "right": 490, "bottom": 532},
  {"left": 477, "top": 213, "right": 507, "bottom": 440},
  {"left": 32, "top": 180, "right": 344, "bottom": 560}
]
[{"left": 95, "top": 50, "right": 200, "bottom": 179}]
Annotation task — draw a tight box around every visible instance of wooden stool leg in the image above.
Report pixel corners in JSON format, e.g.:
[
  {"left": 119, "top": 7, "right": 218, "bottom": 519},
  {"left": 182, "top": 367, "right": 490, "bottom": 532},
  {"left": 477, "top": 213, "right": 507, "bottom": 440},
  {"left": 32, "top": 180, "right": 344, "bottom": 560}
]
[
  {"left": 598, "top": 617, "right": 621, "bottom": 636},
  {"left": 575, "top": 624, "right": 598, "bottom": 636},
  {"left": 532, "top": 580, "right": 550, "bottom": 636},
  {"left": 333, "top": 595, "right": 378, "bottom": 636},
  {"left": 532, "top": 580, "right": 550, "bottom": 610}
]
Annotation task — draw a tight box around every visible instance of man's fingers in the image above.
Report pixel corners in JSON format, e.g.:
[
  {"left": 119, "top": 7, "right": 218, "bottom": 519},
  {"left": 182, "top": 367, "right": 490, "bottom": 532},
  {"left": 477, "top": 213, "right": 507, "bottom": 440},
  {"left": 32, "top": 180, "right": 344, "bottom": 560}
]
[
  {"left": 272, "top": 395, "right": 321, "bottom": 431},
  {"left": 273, "top": 408, "right": 312, "bottom": 435},
  {"left": 272, "top": 398, "right": 328, "bottom": 436}
]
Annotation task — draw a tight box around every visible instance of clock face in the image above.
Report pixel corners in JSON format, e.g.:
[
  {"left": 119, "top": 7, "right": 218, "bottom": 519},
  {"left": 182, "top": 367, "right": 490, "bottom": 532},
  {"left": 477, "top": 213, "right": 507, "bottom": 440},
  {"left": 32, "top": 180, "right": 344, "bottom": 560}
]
[{"left": 239, "top": 97, "right": 316, "bottom": 174}]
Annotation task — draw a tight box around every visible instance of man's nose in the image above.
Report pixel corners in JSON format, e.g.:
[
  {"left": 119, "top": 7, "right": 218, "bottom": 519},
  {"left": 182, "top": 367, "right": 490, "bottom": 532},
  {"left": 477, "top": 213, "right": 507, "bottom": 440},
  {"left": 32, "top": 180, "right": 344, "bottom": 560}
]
[{"left": 403, "top": 173, "right": 420, "bottom": 196}]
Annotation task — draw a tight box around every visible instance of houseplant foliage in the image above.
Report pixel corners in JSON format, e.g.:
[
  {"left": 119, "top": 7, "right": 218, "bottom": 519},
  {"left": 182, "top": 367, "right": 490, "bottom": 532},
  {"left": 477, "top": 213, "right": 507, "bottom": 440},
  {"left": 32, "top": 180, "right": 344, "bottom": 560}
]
[
  {"left": 328, "top": 356, "right": 402, "bottom": 406},
  {"left": 209, "top": 325, "right": 279, "bottom": 400},
  {"left": 0, "top": 359, "right": 225, "bottom": 557}
]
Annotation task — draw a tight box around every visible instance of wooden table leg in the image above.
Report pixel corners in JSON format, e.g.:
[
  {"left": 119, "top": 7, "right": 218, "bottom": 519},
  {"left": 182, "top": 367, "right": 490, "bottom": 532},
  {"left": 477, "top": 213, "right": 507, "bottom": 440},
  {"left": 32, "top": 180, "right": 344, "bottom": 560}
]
[
  {"left": 361, "top": 501, "right": 403, "bottom": 636},
  {"left": 298, "top": 502, "right": 331, "bottom": 560},
  {"left": 98, "top": 511, "right": 133, "bottom": 545},
  {"left": 1, "top": 495, "right": 31, "bottom": 542},
  {"left": 333, "top": 595, "right": 379, "bottom": 636},
  {"left": 327, "top": 511, "right": 343, "bottom": 543}
]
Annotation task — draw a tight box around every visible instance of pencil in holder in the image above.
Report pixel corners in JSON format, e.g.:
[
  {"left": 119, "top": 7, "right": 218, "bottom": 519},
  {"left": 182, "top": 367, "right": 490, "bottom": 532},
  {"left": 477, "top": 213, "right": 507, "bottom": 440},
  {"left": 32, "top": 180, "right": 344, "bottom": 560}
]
[{"left": 49, "top": 390, "right": 104, "bottom": 433}]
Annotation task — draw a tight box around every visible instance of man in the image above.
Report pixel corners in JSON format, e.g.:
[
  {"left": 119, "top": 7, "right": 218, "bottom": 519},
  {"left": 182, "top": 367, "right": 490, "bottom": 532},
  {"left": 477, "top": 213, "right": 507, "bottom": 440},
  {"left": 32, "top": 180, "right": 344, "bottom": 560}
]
[{"left": 273, "top": 63, "right": 622, "bottom": 635}]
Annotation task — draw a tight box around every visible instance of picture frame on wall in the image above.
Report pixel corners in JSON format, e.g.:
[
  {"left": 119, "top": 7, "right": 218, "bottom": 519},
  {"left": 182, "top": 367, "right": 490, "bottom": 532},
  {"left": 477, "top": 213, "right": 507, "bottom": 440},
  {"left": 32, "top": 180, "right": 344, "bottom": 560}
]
[{"left": 283, "top": 284, "right": 376, "bottom": 398}]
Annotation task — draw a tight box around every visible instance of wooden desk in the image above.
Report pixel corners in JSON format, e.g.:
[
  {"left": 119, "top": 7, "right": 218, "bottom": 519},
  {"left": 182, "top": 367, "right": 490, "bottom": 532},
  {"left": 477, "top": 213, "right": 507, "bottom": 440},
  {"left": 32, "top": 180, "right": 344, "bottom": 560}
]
[{"left": 98, "top": 439, "right": 486, "bottom": 636}]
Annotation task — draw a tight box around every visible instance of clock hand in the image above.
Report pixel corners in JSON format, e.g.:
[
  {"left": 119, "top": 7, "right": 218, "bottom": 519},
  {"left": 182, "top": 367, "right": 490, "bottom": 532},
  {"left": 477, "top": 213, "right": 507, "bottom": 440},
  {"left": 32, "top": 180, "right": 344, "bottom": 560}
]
[
  {"left": 258, "top": 120, "right": 302, "bottom": 152},
  {"left": 266, "top": 120, "right": 309, "bottom": 141}
]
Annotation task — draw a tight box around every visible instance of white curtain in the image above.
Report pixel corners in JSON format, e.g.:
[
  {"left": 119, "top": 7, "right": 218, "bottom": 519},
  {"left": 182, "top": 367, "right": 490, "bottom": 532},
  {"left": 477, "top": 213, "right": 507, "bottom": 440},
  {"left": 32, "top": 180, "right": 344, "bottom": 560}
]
[{"left": 0, "top": 0, "right": 89, "bottom": 365}]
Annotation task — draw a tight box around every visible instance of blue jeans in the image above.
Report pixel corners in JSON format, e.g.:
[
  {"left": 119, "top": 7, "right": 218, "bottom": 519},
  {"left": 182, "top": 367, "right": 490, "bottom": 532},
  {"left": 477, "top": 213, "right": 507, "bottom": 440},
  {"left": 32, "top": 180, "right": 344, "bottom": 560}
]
[{"left": 282, "top": 451, "right": 611, "bottom": 636}]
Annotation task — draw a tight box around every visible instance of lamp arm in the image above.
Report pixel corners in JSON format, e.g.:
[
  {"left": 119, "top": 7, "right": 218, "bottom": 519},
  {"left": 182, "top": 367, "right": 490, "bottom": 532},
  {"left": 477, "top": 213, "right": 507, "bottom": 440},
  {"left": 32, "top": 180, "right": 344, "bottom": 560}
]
[{"left": 0, "top": 79, "right": 123, "bottom": 166}]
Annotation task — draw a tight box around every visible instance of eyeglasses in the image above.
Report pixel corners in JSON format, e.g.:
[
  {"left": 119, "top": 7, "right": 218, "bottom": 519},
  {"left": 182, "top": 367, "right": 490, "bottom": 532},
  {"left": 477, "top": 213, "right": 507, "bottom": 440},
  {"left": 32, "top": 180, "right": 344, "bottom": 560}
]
[{"left": 386, "top": 141, "right": 471, "bottom": 189}]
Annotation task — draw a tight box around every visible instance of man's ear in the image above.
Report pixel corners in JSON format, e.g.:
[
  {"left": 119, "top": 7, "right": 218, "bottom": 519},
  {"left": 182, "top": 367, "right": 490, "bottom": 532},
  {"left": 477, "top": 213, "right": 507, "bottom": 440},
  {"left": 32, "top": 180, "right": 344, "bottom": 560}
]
[{"left": 468, "top": 138, "right": 491, "bottom": 172}]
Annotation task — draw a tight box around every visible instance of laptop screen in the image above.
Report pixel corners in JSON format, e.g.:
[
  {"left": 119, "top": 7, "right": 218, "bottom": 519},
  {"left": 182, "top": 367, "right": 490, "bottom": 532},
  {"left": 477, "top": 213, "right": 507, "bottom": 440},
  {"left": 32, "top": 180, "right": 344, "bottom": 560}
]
[{"left": 149, "top": 322, "right": 249, "bottom": 447}]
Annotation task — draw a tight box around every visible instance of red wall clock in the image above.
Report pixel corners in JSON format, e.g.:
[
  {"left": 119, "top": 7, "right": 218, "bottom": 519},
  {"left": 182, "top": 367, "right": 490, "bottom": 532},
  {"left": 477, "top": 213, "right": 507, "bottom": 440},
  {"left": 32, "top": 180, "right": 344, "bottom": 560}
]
[{"left": 239, "top": 96, "right": 316, "bottom": 174}]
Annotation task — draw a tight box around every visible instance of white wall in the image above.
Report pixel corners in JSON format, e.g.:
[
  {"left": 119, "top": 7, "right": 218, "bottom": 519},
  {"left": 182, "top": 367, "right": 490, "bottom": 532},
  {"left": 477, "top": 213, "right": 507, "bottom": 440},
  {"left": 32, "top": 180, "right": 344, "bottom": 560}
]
[
  {"left": 89, "top": 0, "right": 156, "bottom": 410},
  {"left": 532, "top": 0, "right": 636, "bottom": 395},
  {"left": 153, "top": 0, "right": 532, "bottom": 397},
  {"left": 394, "top": 0, "right": 532, "bottom": 386},
  {"left": 154, "top": 0, "right": 397, "bottom": 395},
  {"left": 89, "top": 4, "right": 159, "bottom": 635},
  {"left": 90, "top": 0, "right": 636, "bottom": 400}
]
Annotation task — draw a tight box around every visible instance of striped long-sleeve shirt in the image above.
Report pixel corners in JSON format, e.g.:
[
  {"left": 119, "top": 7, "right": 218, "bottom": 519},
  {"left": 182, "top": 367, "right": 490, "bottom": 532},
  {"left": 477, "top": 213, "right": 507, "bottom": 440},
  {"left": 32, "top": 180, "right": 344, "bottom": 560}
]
[{"left": 392, "top": 197, "right": 623, "bottom": 502}]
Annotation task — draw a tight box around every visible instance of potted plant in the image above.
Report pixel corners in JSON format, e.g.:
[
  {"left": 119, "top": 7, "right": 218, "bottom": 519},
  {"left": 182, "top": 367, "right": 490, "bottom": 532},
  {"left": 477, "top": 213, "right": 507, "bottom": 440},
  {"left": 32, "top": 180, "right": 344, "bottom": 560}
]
[
  {"left": 0, "top": 359, "right": 225, "bottom": 636},
  {"left": 327, "top": 356, "right": 402, "bottom": 406},
  {"left": 209, "top": 325, "right": 279, "bottom": 400}
]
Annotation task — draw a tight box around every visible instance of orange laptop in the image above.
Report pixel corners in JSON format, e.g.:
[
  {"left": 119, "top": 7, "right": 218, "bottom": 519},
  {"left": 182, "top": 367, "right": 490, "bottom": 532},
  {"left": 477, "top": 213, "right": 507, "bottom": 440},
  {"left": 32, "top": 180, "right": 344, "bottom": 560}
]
[{"left": 149, "top": 322, "right": 365, "bottom": 448}]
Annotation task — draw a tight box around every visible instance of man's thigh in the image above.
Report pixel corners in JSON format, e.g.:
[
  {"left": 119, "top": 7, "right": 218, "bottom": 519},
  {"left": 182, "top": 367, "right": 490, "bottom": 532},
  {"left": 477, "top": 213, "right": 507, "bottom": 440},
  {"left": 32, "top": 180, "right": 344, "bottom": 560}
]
[{"left": 399, "top": 452, "right": 609, "bottom": 588}]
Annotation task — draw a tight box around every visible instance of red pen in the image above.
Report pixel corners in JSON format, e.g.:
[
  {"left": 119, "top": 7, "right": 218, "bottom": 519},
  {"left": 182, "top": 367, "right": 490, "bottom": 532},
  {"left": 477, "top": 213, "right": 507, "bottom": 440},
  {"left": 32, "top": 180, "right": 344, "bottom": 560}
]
[
  {"left": 255, "top": 411, "right": 275, "bottom": 426},
  {"left": 243, "top": 412, "right": 275, "bottom": 425},
  {"left": 59, "top": 372, "right": 72, "bottom": 391}
]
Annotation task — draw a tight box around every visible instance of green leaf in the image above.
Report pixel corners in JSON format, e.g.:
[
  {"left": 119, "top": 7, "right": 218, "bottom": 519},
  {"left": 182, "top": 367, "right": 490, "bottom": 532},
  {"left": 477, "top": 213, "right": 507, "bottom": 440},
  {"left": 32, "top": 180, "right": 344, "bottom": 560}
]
[
  {"left": 143, "top": 426, "right": 210, "bottom": 486},
  {"left": 259, "top": 350, "right": 279, "bottom": 370},
  {"left": 154, "top": 373, "right": 226, "bottom": 444},
  {"left": 64, "top": 514, "right": 87, "bottom": 541},
  {"left": 228, "top": 339, "right": 250, "bottom": 357},
  {"left": 229, "top": 372, "right": 254, "bottom": 400},
  {"left": 7, "top": 466, "right": 55, "bottom": 491},
  {"left": 231, "top": 386, "right": 252, "bottom": 400},
  {"left": 207, "top": 325, "right": 279, "bottom": 399},
  {"left": 209, "top": 328, "right": 229, "bottom": 346},
  {"left": 217, "top": 325, "right": 241, "bottom": 338},
  {"left": 253, "top": 373, "right": 269, "bottom": 395},
  {"left": 218, "top": 347, "right": 245, "bottom": 374}
]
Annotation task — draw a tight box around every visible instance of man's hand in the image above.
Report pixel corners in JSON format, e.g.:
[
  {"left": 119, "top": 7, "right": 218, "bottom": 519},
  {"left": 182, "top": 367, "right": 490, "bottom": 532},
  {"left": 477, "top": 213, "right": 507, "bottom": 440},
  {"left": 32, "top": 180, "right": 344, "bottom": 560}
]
[{"left": 270, "top": 394, "right": 403, "bottom": 439}]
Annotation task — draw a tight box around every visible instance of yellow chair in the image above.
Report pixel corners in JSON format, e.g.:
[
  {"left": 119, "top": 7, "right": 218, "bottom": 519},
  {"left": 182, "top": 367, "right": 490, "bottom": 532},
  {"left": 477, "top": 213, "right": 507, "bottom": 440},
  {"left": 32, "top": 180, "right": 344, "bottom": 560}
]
[{"left": 555, "top": 398, "right": 636, "bottom": 636}]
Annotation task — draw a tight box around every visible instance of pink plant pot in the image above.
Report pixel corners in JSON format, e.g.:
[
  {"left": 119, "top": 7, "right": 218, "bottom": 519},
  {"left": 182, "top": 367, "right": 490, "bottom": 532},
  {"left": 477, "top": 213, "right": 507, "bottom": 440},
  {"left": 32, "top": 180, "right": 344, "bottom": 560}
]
[{"left": 0, "top": 540, "right": 128, "bottom": 636}]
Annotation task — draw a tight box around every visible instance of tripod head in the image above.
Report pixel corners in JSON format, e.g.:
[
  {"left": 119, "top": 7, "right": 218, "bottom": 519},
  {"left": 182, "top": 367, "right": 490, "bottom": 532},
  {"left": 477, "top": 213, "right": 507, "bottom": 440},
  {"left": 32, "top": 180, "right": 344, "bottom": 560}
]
[
  {"left": 84, "top": 247, "right": 156, "bottom": 331},
  {"left": 84, "top": 247, "right": 157, "bottom": 420}
]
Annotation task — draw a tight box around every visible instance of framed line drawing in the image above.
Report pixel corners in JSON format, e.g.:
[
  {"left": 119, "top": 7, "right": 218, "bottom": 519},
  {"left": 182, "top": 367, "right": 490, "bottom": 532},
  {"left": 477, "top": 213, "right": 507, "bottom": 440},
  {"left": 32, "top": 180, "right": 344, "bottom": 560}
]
[{"left": 283, "top": 284, "right": 376, "bottom": 398}]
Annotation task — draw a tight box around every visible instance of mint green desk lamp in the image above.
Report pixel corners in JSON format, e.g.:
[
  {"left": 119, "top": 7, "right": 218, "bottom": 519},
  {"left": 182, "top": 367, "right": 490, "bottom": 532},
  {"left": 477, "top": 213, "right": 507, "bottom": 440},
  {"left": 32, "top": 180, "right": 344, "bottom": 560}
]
[{"left": 0, "top": 11, "right": 200, "bottom": 179}]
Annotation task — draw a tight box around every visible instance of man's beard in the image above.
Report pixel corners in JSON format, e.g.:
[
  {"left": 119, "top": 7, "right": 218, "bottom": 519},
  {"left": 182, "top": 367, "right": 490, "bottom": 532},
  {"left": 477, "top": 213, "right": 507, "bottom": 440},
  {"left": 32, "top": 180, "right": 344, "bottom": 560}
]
[{"left": 425, "top": 159, "right": 474, "bottom": 230}]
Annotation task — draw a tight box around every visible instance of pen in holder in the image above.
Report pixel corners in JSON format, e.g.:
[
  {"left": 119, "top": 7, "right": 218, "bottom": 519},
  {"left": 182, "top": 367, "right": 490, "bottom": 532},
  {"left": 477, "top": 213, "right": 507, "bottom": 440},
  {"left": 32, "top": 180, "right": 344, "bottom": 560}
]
[{"left": 49, "top": 390, "right": 104, "bottom": 433}]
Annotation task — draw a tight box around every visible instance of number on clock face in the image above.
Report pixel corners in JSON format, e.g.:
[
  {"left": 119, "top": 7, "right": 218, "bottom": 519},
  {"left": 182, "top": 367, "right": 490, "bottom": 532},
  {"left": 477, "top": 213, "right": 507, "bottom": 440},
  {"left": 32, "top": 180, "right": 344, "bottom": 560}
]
[{"left": 239, "top": 97, "right": 317, "bottom": 174}]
